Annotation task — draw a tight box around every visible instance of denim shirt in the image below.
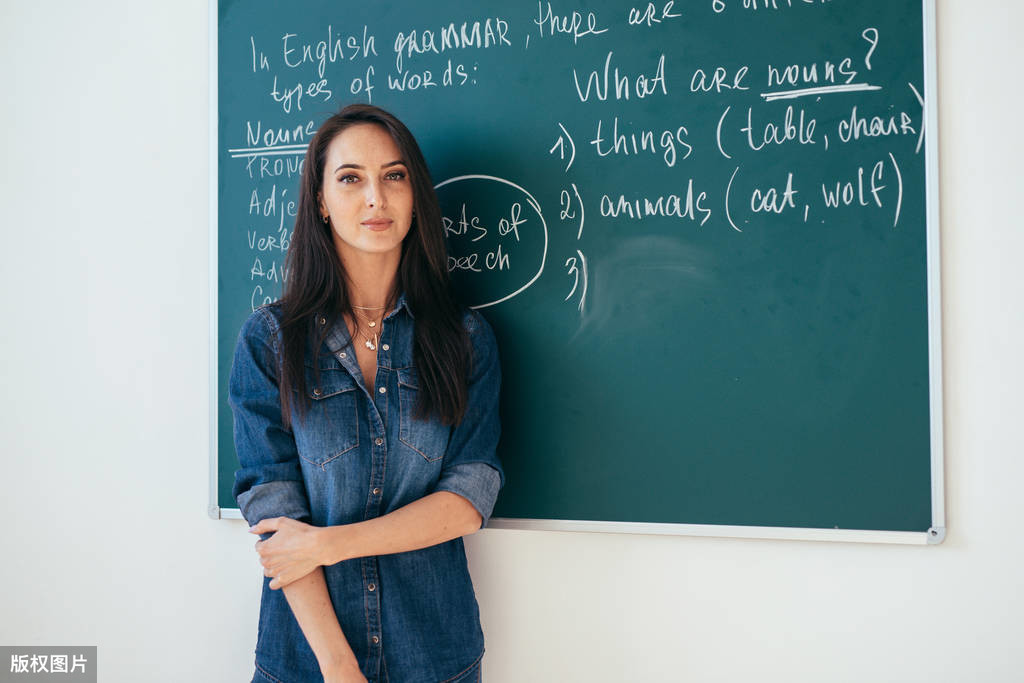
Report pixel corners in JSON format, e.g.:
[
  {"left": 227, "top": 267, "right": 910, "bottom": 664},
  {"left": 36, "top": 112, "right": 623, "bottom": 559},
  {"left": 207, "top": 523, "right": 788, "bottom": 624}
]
[{"left": 229, "top": 294, "right": 504, "bottom": 683}]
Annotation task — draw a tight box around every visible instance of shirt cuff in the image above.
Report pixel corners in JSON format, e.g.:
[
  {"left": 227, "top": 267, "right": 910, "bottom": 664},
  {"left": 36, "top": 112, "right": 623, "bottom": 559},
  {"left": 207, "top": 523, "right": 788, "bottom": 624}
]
[
  {"left": 236, "top": 480, "right": 312, "bottom": 540},
  {"left": 435, "top": 462, "right": 502, "bottom": 528}
]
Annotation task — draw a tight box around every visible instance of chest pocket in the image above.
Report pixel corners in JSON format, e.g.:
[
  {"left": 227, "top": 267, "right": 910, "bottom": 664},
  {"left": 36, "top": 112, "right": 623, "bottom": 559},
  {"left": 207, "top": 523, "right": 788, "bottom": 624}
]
[
  {"left": 397, "top": 367, "right": 451, "bottom": 463},
  {"left": 292, "top": 364, "right": 360, "bottom": 467}
]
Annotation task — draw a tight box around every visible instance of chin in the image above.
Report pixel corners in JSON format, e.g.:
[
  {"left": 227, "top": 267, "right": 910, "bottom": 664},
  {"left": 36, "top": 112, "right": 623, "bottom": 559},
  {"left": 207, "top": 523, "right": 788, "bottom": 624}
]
[{"left": 355, "top": 239, "right": 404, "bottom": 257}]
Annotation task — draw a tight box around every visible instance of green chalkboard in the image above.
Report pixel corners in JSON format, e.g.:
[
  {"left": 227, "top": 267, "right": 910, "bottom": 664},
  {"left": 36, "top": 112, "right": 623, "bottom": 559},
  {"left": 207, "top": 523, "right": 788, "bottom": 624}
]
[{"left": 212, "top": 0, "right": 943, "bottom": 542}]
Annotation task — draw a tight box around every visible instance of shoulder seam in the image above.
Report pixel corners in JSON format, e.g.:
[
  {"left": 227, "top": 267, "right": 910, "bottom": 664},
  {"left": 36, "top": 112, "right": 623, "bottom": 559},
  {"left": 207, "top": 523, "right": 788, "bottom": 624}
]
[{"left": 253, "top": 306, "right": 282, "bottom": 358}]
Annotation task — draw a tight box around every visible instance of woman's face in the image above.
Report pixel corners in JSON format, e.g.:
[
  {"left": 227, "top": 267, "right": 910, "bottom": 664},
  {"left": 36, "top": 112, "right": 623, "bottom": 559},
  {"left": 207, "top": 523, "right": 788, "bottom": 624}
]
[{"left": 318, "top": 123, "right": 414, "bottom": 264}]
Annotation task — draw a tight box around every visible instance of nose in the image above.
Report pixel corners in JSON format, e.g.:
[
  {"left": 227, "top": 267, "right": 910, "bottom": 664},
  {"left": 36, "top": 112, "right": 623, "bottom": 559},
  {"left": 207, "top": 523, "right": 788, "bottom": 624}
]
[{"left": 365, "top": 178, "right": 386, "bottom": 209}]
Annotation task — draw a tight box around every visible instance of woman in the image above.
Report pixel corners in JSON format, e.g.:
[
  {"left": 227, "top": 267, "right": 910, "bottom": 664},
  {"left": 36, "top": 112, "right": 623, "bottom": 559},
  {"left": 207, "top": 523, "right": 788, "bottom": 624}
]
[{"left": 229, "top": 104, "right": 504, "bottom": 683}]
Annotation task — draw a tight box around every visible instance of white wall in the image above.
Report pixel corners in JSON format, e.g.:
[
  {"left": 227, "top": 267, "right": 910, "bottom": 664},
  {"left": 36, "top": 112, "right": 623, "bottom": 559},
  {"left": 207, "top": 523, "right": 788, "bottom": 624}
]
[{"left": 2, "top": 1, "right": 1021, "bottom": 681}]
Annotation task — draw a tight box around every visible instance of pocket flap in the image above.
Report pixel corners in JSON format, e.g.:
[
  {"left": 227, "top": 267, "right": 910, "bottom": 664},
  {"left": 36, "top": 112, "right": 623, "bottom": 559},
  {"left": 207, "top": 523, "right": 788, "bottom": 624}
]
[
  {"left": 396, "top": 366, "right": 419, "bottom": 390},
  {"left": 305, "top": 367, "right": 358, "bottom": 400}
]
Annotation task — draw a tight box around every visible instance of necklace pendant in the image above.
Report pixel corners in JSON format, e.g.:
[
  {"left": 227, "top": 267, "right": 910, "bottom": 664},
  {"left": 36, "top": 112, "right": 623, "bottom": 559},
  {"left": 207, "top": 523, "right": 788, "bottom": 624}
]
[{"left": 365, "top": 340, "right": 376, "bottom": 350}]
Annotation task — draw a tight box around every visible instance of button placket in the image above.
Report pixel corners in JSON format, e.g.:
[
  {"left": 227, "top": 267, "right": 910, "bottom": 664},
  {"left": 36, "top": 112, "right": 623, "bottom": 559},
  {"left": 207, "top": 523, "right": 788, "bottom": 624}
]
[
  {"left": 364, "top": 364, "right": 388, "bottom": 520},
  {"left": 362, "top": 557, "right": 383, "bottom": 656},
  {"left": 373, "top": 323, "right": 394, "bottom": 421}
]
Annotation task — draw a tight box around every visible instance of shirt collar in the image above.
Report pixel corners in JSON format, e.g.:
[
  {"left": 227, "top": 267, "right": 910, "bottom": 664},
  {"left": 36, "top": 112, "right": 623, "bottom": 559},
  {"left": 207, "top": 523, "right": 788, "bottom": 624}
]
[
  {"left": 321, "top": 292, "right": 413, "bottom": 356},
  {"left": 387, "top": 291, "right": 414, "bottom": 321}
]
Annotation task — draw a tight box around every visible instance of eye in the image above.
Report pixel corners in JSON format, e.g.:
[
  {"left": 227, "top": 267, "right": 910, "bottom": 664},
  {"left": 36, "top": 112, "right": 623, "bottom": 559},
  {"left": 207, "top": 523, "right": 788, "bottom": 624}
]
[
  {"left": 338, "top": 173, "right": 358, "bottom": 184},
  {"left": 385, "top": 170, "right": 407, "bottom": 181}
]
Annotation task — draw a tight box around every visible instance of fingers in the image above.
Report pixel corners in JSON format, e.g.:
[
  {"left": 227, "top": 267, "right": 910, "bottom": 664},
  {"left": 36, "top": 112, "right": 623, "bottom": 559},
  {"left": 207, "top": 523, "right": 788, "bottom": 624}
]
[
  {"left": 247, "top": 517, "right": 298, "bottom": 591},
  {"left": 263, "top": 563, "right": 285, "bottom": 590}
]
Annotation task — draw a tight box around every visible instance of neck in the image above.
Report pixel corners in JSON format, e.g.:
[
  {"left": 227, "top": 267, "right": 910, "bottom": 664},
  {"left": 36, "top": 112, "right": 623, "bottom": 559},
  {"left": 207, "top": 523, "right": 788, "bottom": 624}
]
[{"left": 337, "top": 248, "right": 401, "bottom": 311}]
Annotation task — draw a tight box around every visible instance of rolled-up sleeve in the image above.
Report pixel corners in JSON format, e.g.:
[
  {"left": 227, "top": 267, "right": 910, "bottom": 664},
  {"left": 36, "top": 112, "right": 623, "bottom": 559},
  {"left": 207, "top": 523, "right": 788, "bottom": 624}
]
[
  {"left": 433, "top": 311, "right": 505, "bottom": 528},
  {"left": 228, "top": 307, "right": 311, "bottom": 537}
]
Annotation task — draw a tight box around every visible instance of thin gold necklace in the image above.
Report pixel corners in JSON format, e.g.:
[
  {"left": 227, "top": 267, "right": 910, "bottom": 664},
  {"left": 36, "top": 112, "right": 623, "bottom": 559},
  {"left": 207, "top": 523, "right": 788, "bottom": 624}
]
[{"left": 351, "top": 307, "right": 384, "bottom": 350}]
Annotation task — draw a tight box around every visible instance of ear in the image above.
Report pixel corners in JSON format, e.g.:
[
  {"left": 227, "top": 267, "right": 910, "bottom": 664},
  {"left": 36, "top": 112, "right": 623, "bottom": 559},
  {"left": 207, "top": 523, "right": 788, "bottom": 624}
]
[{"left": 317, "top": 193, "right": 326, "bottom": 217}]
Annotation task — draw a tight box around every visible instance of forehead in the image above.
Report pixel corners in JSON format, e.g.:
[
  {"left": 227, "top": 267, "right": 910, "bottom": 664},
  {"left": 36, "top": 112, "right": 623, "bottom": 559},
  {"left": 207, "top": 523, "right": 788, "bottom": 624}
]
[{"left": 323, "top": 123, "right": 402, "bottom": 165}]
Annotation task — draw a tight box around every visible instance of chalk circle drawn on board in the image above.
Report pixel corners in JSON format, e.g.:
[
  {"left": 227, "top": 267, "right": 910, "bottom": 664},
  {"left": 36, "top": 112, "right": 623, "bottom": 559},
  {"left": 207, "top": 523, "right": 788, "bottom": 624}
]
[{"left": 435, "top": 175, "right": 548, "bottom": 310}]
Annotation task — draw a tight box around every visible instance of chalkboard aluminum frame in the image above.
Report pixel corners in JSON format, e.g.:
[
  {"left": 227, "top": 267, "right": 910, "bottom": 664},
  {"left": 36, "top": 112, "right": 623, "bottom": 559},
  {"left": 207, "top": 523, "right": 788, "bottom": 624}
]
[
  {"left": 208, "top": 1, "right": 945, "bottom": 545},
  {"left": 208, "top": 0, "right": 219, "bottom": 523}
]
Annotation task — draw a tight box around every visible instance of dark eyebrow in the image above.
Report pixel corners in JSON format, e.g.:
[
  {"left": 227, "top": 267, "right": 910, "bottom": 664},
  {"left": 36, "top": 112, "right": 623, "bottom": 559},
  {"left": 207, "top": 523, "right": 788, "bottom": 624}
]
[{"left": 334, "top": 160, "right": 406, "bottom": 173}]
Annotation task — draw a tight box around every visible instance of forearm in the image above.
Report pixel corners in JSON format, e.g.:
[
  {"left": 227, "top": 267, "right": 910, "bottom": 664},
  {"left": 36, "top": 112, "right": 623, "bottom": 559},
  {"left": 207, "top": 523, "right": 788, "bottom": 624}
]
[
  {"left": 322, "top": 491, "right": 482, "bottom": 565},
  {"left": 281, "top": 566, "right": 359, "bottom": 674}
]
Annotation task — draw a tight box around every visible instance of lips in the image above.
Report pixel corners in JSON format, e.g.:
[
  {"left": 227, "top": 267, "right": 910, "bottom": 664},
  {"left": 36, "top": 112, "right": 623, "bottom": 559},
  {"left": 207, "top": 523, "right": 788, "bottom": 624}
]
[{"left": 361, "top": 217, "right": 392, "bottom": 231}]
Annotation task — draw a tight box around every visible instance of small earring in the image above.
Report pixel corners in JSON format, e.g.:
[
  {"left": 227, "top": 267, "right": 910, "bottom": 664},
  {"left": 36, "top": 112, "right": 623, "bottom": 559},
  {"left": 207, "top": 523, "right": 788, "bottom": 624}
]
[
  {"left": 322, "top": 214, "right": 329, "bottom": 224},
  {"left": 411, "top": 210, "right": 416, "bottom": 218}
]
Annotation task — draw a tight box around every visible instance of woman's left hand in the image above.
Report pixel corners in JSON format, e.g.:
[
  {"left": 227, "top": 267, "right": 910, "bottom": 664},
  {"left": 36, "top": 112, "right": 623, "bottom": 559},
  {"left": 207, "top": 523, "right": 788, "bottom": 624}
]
[{"left": 248, "top": 517, "right": 326, "bottom": 590}]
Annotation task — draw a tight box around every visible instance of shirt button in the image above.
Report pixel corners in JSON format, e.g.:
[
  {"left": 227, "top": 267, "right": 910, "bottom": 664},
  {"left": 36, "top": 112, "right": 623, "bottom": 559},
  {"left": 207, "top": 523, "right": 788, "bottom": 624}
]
[
  {"left": 372, "top": 487, "right": 381, "bottom": 495},
  {"left": 339, "top": 352, "right": 347, "bottom": 358},
  {"left": 378, "top": 387, "right": 386, "bottom": 394},
  {"left": 375, "top": 437, "right": 384, "bottom": 446},
  {"left": 318, "top": 316, "right": 326, "bottom": 325},
  {"left": 313, "top": 388, "right": 322, "bottom": 396},
  {"left": 381, "top": 344, "right": 390, "bottom": 351},
  {"left": 372, "top": 636, "right": 380, "bottom": 644},
  {"left": 368, "top": 583, "right": 376, "bottom": 591}
]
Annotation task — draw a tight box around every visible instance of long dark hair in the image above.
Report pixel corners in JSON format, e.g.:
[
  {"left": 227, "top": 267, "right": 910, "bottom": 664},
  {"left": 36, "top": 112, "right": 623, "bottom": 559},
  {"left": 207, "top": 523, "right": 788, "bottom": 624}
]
[{"left": 275, "top": 104, "right": 470, "bottom": 429}]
